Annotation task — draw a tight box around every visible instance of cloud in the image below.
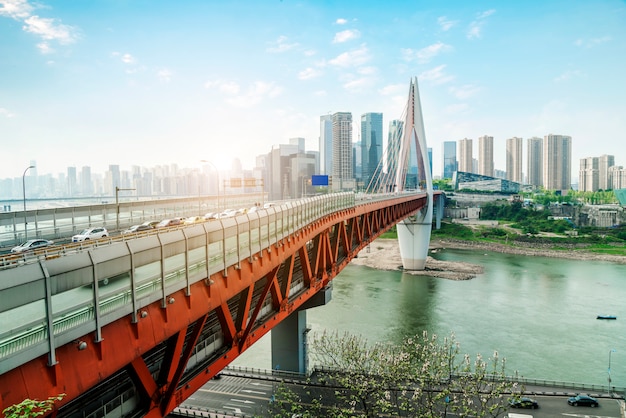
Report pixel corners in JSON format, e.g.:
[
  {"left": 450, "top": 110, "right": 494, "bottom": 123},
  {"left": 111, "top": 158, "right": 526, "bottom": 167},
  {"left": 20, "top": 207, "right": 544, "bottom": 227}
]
[
  {"left": 402, "top": 42, "right": 452, "bottom": 64},
  {"left": 0, "top": 0, "right": 33, "bottom": 19},
  {"left": 342, "top": 76, "right": 372, "bottom": 92},
  {"left": 419, "top": 64, "right": 455, "bottom": 85},
  {"left": 157, "top": 68, "right": 172, "bottom": 82},
  {"left": 267, "top": 35, "right": 299, "bottom": 53},
  {"left": 554, "top": 70, "right": 585, "bottom": 82},
  {"left": 121, "top": 53, "right": 135, "bottom": 64},
  {"left": 328, "top": 44, "right": 370, "bottom": 68},
  {"left": 0, "top": 107, "right": 16, "bottom": 118},
  {"left": 22, "top": 15, "right": 78, "bottom": 44},
  {"left": 205, "top": 80, "right": 282, "bottom": 107},
  {"left": 437, "top": 16, "right": 457, "bottom": 31},
  {"left": 333, "top": 29, "right": 360, "bottom": 43},
  {"left": 298, "top": 67, "right": 322, "bottom": 80},
  {"left": 448, "top": 84, "right": 480, "bottom": 100},
  {"left": 1, "top": 2, "right": 79, "bottom": 53},
  {"left": 204, "top": 79, "right": 241, "bottom": 94},
  {"left": 335, "top": 18, "right": 348, "bottom": 25},
  {"left": 379, "top": 83, "right": 405, "bottom": 96},
  {"left": 574, "top": 36, "right": 612, "bottom": 48},
  {"left": 467, "top": 9, "right": 495, "bottom": 39}
]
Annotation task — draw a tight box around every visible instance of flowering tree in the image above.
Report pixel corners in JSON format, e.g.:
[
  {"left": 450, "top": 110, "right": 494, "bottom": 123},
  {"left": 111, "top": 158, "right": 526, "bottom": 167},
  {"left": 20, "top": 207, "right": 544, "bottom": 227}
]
[{"left": 268, "top": 331, "right": 522, "bottom": 417}]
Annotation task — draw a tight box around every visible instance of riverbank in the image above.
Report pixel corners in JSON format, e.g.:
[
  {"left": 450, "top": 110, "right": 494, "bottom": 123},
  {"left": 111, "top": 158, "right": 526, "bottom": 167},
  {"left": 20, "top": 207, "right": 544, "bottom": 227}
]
[{"left": 350, "top": 237, "right": 626, "bottom": 280}]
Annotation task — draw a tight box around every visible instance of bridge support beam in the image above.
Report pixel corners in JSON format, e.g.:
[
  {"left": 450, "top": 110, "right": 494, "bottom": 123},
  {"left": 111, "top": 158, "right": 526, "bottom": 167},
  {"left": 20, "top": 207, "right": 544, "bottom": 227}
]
[
  {"left": 397, "top": 195, "right": 433, "bottom": 271},
  {"left": 271, "top": 285, "right": 332, "bottom": 374}
]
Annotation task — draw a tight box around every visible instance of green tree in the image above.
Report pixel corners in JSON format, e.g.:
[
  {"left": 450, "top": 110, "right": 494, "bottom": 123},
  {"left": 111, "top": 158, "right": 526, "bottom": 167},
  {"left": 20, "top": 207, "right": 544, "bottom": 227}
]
[{"left": 3, "top": 395, "right": 65, "bottom": 418}]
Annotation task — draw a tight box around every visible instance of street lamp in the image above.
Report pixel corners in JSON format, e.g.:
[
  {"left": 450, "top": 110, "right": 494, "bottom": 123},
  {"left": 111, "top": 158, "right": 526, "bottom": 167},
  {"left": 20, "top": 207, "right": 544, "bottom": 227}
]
[
  {"left": 608, "top": 348, "right": 616, "bottom": 395},
  {"left": 22, "top": 165, "right": 35, "bottom": 241},
  {"left": 200, "top": 160, "right": 220, "bottom": 212}
]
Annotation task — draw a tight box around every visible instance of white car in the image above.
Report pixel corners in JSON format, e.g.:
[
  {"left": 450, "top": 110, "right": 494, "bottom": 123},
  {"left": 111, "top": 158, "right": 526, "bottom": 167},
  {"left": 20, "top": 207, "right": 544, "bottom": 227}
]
[
  {"left": 11, "top": 239, "right": 54, "bottom": 253},
  {"left": 72, "top": 227, "right": 109, "bottom": 242}
]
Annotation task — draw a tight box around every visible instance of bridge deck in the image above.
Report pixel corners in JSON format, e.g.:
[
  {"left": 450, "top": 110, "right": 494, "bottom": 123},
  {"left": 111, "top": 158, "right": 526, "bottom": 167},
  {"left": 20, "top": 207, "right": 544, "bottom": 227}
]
[{"left": 0, "top": 191, "right": 433, "bottom": 417}]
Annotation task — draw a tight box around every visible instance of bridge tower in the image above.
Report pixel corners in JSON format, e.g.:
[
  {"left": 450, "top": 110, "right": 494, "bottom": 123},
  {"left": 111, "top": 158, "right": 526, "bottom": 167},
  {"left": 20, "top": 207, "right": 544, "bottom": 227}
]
[{"left": 395, "top": 77, "right": 433, "bottom": 270}]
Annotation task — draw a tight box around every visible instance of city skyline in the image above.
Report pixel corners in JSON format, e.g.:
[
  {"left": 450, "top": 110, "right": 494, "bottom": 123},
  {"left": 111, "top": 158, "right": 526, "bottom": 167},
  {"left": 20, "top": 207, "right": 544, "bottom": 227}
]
[{"left": 1, "top": 0, "right": 625, "bottom": 180}]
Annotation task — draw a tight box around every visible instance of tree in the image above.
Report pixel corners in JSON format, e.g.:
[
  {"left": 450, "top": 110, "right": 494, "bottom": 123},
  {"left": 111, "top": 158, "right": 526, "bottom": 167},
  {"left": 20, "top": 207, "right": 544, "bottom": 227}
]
[
  {"left": 269, "top": 331, "right": 522, "bottom": 417},
  {"left": 3, "top": 395, "right": 65, "bottom": 418}
]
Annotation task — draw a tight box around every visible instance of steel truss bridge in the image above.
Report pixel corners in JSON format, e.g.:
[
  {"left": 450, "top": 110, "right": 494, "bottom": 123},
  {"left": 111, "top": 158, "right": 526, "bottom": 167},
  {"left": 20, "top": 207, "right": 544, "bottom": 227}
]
[{"left": 0, "top": 190, "right": 442, "bottom": 417}]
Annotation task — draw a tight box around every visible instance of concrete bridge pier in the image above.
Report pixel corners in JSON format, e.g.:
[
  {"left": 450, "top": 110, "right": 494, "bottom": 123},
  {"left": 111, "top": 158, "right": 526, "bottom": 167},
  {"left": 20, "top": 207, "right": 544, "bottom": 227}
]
[
  {"left": 271, "top": 285, "right": 332, "bottom": 374},
  {"left": 397, "top": 192, "right": 434, "bottom": 271}
]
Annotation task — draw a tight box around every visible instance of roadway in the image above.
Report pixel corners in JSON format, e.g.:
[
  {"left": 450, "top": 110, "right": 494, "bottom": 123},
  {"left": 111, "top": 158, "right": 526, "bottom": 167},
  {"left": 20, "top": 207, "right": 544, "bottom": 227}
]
[{"left": 170, "top": 368, "right": 625, "bottom": 418}]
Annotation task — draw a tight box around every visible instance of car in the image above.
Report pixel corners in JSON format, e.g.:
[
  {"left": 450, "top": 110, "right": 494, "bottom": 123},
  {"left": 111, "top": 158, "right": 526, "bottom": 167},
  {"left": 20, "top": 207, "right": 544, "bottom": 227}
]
[
  {"left": 509, "top": 396, "right": 538, "bottom": 409},
  {"left": 184, "top": 216, "right": 204, "bottom": 225},
  {"left": 72, "top": 227, "right": 108, "bottom": 242},
  {"left": 156, "top": 218, "right": 181, "bottom": 228},
  {"left": 11, "top": 239, "right": 54, "bottom": 253},
  {"left": 141, "top": 220, "right": 160, "bottom": 229},
  {"left": 122, "top": 224, "right": 154, "bottom": 234},
  {"left": 567, "top": 394, "right": 599, "bottom": 407},
  {"left": 203, "top": 212, "right": 218, "bottom": 220}
]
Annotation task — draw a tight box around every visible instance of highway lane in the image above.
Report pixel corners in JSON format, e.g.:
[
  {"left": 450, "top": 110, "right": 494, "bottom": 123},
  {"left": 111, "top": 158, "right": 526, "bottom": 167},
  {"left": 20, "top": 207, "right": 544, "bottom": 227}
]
[{"left": 172, "top": 371, "right": 625, "bottom": 417}]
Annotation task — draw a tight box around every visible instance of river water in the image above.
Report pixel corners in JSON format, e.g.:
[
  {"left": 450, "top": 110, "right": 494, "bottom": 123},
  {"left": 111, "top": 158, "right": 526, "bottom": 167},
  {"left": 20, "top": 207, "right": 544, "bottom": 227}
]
[{"left": 234, "top": 247, "right": 626, "bottom": 387}]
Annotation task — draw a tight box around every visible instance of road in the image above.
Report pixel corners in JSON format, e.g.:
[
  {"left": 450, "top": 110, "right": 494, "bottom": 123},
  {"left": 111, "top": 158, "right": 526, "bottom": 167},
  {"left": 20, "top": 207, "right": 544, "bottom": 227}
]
[{"left": 170, "top": 370, "right": 625, "bottom": 417}]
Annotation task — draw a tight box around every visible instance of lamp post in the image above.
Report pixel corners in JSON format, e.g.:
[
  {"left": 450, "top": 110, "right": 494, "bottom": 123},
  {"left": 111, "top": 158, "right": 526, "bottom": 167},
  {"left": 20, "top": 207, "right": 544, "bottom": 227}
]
[
  {"left": 200, "top": 160, "right": 220, "bottom": 212},
  {"left": 22, "top": 165, "right": 35, "bottom": 241},
  {"left": 608, "top": 348, "right": 616, "bottom": 395}
]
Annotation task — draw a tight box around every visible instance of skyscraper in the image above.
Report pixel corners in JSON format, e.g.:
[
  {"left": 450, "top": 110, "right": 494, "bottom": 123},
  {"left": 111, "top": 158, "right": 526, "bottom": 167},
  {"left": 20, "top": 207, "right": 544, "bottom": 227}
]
[
  {"left": 458, "top": 138, "right": 473, "bottom": 173},
  {"left": 543, "top": 134, "right": 572, "bottom": 192},
  {"left": 579, "top": 157, "right": 599, "bottom": 192},
  {"left": 478, "top": 135, "right": 494, "bottom": 177},
  {"left": 319, "top": 114, "right": 332, "bottom": 175},
  {"left": 527, "top": 137, "right": 543, "bottom": 188},
  {"left": 360, "top": 112, "right": 383, "bottom": 188},
  {"left": 598, "top": 154, "right": 615, "bottom": 191},
  {"left": 332, "top": 112, "right": 353, "bottom": 190},
  {"left": 387, "top": 120, "right": 403, "bottom": 177},
  {"left": 506, "top": 137, "right": 523, "bottom": 183},
  {"left": 442, "top": 141, "right": 457, "bottom": 179}
]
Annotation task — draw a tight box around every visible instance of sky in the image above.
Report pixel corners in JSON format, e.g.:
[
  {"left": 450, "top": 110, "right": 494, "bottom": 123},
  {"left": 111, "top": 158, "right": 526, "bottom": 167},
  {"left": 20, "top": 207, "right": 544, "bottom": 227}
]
[{"left": 1, "top": 0, "right": 625, "bottom": 182}]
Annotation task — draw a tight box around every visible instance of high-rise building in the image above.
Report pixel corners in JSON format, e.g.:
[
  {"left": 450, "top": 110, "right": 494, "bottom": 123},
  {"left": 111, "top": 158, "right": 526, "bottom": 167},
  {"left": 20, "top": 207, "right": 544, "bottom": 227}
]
[
  {"left": 527, "top": 137, "right": 543, "bottom": 188},
  {"left": 543, "top": 134, "right": 572, "bottom": 192},
  {"left": 387, "top": 120, "right": 403, "bottom": 176},
  {"left": 579, "top": 154, "right": 615, "bottom": 192},
  {"left": 598, "top": 154, "right": 615, "bottom": 190},
  {"left": 579, "top": 157, "right": 599, "bottom": 192},
  {"left": 458, "top": 138, "right": 473, "bottom": 173},
  {"left": 609, "top": 166, "right": 626, "bottom": 190},
  {"left": 319, "top": 115, "right": 333, "bottom": 175},
  {"left": 360, "top": 112, "right": 383, "bottom": 188},
  {"left": 506, "top": 137, "right": 523, "bottom": 183},
  {"left": 442, "top": 141, "right": 457, "bottom": 179},
  {"left": 478, "top": 135, "right": 494, "bottom": 177},
  {"left": 67, "top": 167, "right": 77, "bottom": 197},
  {"left": 332, "top": 112, "right": 353, "bottom": 190},
  {"left": 80, "top": 166, "right": 93, "bottom": 196}
]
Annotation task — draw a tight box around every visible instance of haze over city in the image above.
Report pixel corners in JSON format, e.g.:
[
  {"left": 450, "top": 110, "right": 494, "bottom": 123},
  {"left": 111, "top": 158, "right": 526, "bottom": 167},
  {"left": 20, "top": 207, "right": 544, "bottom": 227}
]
[{"left": 1, "top": 0, "right": 625, "bottom": 180}]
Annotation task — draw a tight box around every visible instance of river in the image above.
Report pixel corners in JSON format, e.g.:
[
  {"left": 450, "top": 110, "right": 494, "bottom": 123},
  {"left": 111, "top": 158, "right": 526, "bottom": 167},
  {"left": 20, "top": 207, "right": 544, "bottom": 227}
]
[{"left": 234, "top": 247, "right": 626, "bottom": 387}]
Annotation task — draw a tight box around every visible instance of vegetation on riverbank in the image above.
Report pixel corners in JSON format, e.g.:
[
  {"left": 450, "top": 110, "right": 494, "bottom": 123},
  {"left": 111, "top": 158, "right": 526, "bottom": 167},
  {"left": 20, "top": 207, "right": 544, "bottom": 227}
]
[{"left": 380, "top": 221, "right": 626, "bottom": 258}]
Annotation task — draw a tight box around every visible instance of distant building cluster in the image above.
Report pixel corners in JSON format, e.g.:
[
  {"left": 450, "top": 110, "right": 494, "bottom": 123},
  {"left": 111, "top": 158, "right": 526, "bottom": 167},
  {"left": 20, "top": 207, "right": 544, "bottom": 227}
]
[
  {"left": 2, "top": 122, "right": 622, "bottom": 204},
  {"left": 579, "top": 154, "right": 626, "bottom": 192},
  {"left": 443, "top": 134, "right": 577, "bottom": 194}
]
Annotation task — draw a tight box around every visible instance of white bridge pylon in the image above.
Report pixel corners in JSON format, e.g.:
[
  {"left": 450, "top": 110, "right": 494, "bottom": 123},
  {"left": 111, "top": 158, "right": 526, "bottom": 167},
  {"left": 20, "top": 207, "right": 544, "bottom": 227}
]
[{"left": 395, "top": 77, "right": 433, "bottom": 270}]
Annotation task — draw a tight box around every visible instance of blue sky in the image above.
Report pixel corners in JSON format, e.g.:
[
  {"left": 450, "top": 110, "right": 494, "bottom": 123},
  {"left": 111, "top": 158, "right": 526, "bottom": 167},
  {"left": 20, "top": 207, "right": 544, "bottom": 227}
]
[{"left": 1, "top": 0, "right": 625, "bottom": 181}]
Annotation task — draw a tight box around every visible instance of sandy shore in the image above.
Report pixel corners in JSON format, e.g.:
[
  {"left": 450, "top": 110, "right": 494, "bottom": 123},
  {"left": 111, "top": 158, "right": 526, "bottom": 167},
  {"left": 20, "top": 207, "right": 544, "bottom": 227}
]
[{"left": 350, "top": 238, "right": 626, "bottom": 280}]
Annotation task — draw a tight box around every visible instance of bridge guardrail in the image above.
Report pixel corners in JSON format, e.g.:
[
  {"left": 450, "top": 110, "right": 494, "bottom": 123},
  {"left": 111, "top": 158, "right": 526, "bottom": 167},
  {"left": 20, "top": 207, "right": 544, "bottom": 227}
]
[{"left": 0, "top": 191, "right": 421, "bottom": 375}]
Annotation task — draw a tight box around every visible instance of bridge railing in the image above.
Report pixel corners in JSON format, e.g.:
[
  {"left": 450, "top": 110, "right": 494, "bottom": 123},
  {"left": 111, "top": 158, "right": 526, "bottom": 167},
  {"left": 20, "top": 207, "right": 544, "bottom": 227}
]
[{"left": 0, "top": 191, "right": 419, "bottom": 375}]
